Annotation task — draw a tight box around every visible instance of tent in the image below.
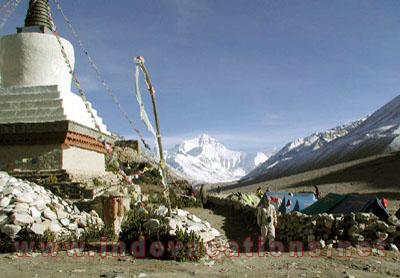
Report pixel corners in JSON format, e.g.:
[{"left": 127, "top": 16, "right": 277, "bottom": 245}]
[
  {"left": 301, "top": 193, "right": 347, "bottom": 215},
  {"left": 258, "top": 192, "right": 317, "bottom": 212},
  {"left": 301, "top": 193, "right": 391, "bottom": 220},
  {"left": 278, "top": 196, "right": 296, "bottom": 213},
  {"left": 293, "top": 193, "right": 317, "bottom": 211},
  {"left": 227, "top": 192, "right": 259, "bottom": 207},
  {"left": 278, "top": 193, "right": 317, "bottom": 213}
]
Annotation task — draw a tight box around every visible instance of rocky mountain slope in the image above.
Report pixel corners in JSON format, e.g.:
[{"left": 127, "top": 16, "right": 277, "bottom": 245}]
[{"left": 243, "top": 94, "right": 400, "bottom": 182}]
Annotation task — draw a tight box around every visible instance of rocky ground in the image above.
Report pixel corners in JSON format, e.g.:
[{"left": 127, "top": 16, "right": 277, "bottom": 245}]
[
  {"left": 0, "top": 207, "right": 399, "bottom": 278},
  {"left": 0, "top": 205, "right": 398, "bottom": 277}
]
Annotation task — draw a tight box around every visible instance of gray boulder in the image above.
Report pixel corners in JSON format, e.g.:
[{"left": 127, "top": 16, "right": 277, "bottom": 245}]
[
  {"left": 0, "top": 214, "right": 8, "bottom": 226},
  {"left": 143, "top": 219, "right": 162, "bottom": 235},
  {"left": 377, "top": 221, "right": 389, "bottom": 231},
  {"left": 355, "top": 212, "right": 370, "bottom": 224},
  {"left": 1, "top": 224, "right": 21, "bottom": 238},
  {"left": 375, "top": 231, "right": 388, "bottom": 240}
]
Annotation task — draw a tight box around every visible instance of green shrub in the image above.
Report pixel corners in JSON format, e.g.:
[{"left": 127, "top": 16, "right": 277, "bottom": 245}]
[
  {"left": 0, "top": 228, "right": 58, "bottom": 253},
  {"left": 143, "top": 188, "right": 202, "bottom": 208},
  {"left": 144, "top": 190, "right": 164, "bottom": 205},
  {"left": 119, "top": 208, "right": 165, "bottom": 245},
  {"left": 0, "top": 231, "right": 16, "bottom": 253},
  {"left": 105, "top": 153, "right": 120, "bottom": 173},
  {"left": 0, "top": 223, "right": 117, "bottom": 254},
  {"left": 119, "top": 207, "right": 204, "bottom": 262},
  {"left": 11, "top": 227, "right": 56, "bottom": 252},
  {"left": 171, "top": 228, "right": 205, "bottom": 262},
  {"left": 79, "top": 222, "right": 116, "bottom": 242},
  {"left": 169, "top": 188, "right": 202, "bottom": 209},
  {"left": 92, "top": 178, "right": 103, "bottom": 186},
  {"left": 45, "top": 175, "right": 58, "bottom": 184}
]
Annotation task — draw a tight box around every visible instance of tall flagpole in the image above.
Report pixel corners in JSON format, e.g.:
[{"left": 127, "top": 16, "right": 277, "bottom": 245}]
[{"left": 134, "top": 56, "right": 172, "bottom": 217}]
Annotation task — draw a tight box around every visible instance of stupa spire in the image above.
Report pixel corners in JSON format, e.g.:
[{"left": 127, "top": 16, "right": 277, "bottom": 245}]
[
  {"left": 24, "top": 0, "right": 51, "bottom": 28},
  {"left": 17, "top": 0, "right": 52, "bottom": 33}
]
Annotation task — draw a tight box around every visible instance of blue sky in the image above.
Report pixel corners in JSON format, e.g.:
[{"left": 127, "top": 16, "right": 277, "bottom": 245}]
[{"left": 2, "top": 0, "right": 400, "bottom": 152}]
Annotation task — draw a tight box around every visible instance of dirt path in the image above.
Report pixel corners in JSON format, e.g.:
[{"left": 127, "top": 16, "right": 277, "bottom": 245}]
[
  {"left": 1, "top": 249, "right": 399, "bottom": 278},
  {"left": 186, "top": 206, "right": 259, "bottom": 252}
]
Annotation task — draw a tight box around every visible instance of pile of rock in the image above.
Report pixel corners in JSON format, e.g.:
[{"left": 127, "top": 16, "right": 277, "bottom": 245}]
[
  {"left": 0, "top": 172, "right": 103, "bottom": 239},
  {"left": 145, "top": 206, "right": 225, "bottom": 246},
  {"left": 276, "top": 211, "right": 400, "bottom": 249}
]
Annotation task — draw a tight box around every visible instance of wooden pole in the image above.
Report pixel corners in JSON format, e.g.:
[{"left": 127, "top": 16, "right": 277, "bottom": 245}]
[{"left": 135, "top": 56, "right": 172, "bottom": 217}]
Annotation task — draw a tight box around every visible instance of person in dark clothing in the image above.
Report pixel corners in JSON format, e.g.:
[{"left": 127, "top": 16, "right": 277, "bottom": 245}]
[
  {"left": 314, "top": 185, "right": 320, "bottom": 199},
  {"left": 199, "top": 184, "right": 207, "bottom": 207},
  {"left": 217, "top": 186, "right": 221, "bottom": 194},
  {"left": 395, "top": 207, "right": 400, "bottom": 219}
]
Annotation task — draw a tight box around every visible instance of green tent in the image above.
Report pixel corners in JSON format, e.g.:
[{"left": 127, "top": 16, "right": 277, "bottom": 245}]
[
  {"left": 301, "top": 193, "right": 391, "bottom": 220},
  {"left": 301, "top": 193, "right": 347, "bottom": 215}
]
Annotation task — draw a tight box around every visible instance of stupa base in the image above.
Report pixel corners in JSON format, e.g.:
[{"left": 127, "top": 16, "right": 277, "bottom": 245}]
[{"left": 0, "top": 120, "right": 114, "bottom": 173}]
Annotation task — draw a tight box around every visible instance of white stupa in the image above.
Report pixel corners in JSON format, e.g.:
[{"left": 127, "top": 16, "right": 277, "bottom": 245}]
[{"left": 0, "top": 0, "right": 113, "bottom": 174}]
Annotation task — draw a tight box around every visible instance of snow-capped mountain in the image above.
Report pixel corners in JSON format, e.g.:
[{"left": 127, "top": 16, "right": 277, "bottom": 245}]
[
  {"left": 243, "top": 94, "right": 400, "bottom": 182},
  {"left": 166, "top": 134, "right": 269, "bottom": 183}
]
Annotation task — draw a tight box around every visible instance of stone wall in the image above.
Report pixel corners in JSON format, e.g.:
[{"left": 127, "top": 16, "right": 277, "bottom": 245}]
[
  {"left": 276, "top": 211, "right": 400, "bottom": 249},
  {"left": 115, "top": 140, "right": 140, "bottom": 154},
  {"left": 207, "top": 194, "right": 257, "bottom": 214},
  {"left": 0, "top": 144, "right": 62, "bottom": 171},
  {"left": 207, "top": 194, "right": 400, "bottom": 250},
  {"left": 9, "top": 170, "right": 122, "bottom": 200}
]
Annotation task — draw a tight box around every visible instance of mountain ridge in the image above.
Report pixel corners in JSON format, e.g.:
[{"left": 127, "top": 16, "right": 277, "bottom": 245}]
[
  {"left": 242, "top": 94, "right": 400, "bottom": 182},
  {"left": 166, "top": 134, "right": 269, "bottom": 184}
]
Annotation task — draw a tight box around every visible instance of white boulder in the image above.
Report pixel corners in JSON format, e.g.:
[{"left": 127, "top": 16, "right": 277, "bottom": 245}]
[
  {"left": 15, "top": 194, "right": 34, "bottom": 204},
  {"left": 210, "top": 228, "right": 221, "bottom": 237},
  {"left": 14, "top": 203, "right": 29, "bottom": 212},
  {"left": 30, "top": 223, "right": 45, "bottom": 235},
  {"left": 0, "top": 197, "right": 11, "bottom": 207},
  {"left": 29, "top": 206, "right": 42, "bottom": 218},
  {"left": 43, "top": 208, "right": 57, "bottom": 221},
  {"left": 49, "top": 222, "right": 62, "bottom": 234},
  {"left": 11, "top": 212, "right": 34, "bottom": 225},
  {"left": 188, "top": 214, "right": 202, "bottom": 223}
]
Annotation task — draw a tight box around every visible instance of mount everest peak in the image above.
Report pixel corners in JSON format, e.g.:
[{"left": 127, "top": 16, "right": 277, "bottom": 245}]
[{"left": 166, "top": 134, "right": 268, "bottom": 183}]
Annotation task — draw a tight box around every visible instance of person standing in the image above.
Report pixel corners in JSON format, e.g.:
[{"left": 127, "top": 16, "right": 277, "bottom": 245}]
[
  {"left": 255, "top": 187, "right": 263, "bottom": 198},
  {"left": 314, "top": 185, "right": 320, "bottom": 199},
  {"left": 257, "top": 196, "right": 277, "bottom": 246},
  {"left": 199, "top": 184, "right": 207, "bottom": 207}
]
